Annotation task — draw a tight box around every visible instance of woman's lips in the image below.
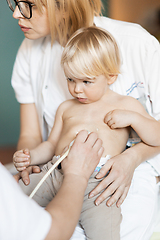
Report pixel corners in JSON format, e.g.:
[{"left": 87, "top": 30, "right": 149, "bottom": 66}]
[{"left": 19, "top": 24, "right": 30, "bottom": 32}]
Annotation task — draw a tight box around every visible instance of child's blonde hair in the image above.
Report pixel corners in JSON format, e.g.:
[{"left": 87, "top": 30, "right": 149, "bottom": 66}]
[
  {"left": 34, "top": 0, "right": 102, "bottom": 45},
  {"left": 61, "top": 26, "right": 121, "bottom": 79}
]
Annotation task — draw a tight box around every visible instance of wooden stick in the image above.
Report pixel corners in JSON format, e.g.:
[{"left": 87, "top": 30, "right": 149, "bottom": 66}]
[{"left": 29, "top": 145, "right": 72, "bottom": 199}]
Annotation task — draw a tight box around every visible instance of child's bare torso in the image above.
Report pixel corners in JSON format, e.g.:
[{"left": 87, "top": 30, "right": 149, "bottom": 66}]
[{"left": 55, "top": 91, "right": 130, "bottom": 157}]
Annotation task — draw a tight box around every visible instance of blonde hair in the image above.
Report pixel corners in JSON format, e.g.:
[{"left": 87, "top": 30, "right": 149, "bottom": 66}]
[
  {"left": 34, "top": 0, "right": 102, "bottom": 45},
  {"left": 61, "top": 26, "right": 121, "bottom": 79}
]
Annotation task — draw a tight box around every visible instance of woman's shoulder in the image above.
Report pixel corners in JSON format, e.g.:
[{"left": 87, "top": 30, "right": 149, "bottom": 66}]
[
  {"left": 94, "top": 16, "right": 159, "bottom": 47},
  {"left": 94, "top": 16, "right": 148, "bottom": 36}
]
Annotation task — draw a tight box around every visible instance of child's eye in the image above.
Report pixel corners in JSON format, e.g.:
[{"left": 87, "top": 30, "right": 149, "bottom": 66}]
[
  {"left": 67, "top": 78, "right": 74, "bottom": 82},
  {"left": 83, "top": 80, "right": 91, "bottom": 84}
]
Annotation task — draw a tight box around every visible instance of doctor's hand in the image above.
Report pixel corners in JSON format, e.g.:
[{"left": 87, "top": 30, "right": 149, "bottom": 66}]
[
  {"left": 89, "top": 149, "right": 136, "bottom": 207},
  {"left": 62, "top": 130, "right": 104, "bottom": 183}
]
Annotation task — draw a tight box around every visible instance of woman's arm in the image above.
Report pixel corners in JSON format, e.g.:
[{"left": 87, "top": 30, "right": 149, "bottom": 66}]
[
  {"left": 17, "top": 103, "right": 42, "bottom": 150},
  {"left": 45, "top": 130, "right": 104, "bottom": 240},
  {"left": 12, "top": 103, "right": 42, "bottom": 172}
]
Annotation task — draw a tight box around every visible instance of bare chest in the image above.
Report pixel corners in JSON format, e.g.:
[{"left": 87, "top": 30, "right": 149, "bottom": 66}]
[{"left": 55, "top": 102, "right": 129, "bottom": 156}]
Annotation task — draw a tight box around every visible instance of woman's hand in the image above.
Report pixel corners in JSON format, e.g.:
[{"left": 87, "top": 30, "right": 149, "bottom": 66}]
[
  {"left": 89, "top": 149, "right": 136, "bottom": 207},
  {"left": 62, "top": 130, "right": 104, "bottom": 183},
  {"left": 13, "top": 166, "right": 41, "bottom": 185}
]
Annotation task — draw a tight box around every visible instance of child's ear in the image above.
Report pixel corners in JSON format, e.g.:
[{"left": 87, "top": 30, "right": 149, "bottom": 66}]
[{"left": 107, "top": 75, "right": 117, "bottom": 85}]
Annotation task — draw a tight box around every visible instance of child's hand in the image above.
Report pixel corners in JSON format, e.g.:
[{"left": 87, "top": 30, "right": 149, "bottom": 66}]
[
  {"left": 13, "top": 149, "right": 31, "bottom": 172},
  {"left": 105, "top": 109, "right": 133, "bottom": 129}
]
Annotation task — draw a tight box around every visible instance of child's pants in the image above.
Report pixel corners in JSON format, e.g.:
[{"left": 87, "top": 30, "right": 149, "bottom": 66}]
[
  {"left": 19, "top": 156, "right": 121, "bottom": 240},
  {"left": 80, "top": 171, "right": 121, "bottom": 240}
]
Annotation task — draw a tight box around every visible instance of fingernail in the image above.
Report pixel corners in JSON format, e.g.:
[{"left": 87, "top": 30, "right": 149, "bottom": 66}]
[
  {"left": 25, "top": 180, "right": 29, "bottom": 185},
  {"left": 89, "top": 193, "right": 94, "bottom": 198},
  {"left": 95, "top": 200, "right": 100, "bottom": 206},
  {"left": 96, "top": 172, "right": 102, "bottom": 178}
]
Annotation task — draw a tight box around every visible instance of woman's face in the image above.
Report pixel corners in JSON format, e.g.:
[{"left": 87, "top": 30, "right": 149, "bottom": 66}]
[{"left": 12, "top": 0, "right": 50, "bottom": 40}]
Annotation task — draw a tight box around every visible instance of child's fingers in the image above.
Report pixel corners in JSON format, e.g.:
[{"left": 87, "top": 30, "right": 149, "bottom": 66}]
[
  {"left": 13, "top": 153, "right": 30, "bottom": 163},
  {"left": 13, "top": 160, "right": 30, "bottom": 169},
  {"left": 17, "top": 166, "right": 27, "bottom": 172},
  {"left": 106, "top": 118, "right": 116, "bottom": 128},
  {"left": 104, "top": 111, "right": 113, "bottom": 125},
  {"left": 23, "top": 148, "right": 30, "bottom": 155},
  {"left": 13, "top": 149, "right": 30, "bottom": 161},
  {"left": 15, "top": 161, "right": 30, "bottom": 167}
]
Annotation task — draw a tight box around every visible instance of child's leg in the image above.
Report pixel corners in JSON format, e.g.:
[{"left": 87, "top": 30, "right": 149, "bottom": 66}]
[
  {"left": 19, "top": 159, "right": 63, "bottom": 207},
  {"left": 79, "top": 172, "right": 122, "bottom": 240}
]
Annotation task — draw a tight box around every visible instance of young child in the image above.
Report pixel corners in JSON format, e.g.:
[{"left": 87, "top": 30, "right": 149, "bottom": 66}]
[{"left": 13, "top": 26, "right": 160, "bottom": 240}]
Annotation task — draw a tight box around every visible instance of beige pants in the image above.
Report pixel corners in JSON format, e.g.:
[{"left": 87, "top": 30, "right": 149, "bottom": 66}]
[{"left": 19, "top": 158, "right": 121, "bottom": 240}]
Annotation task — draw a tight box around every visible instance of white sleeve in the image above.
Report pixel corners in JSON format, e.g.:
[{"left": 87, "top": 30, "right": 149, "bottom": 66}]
[
  {"left": 0, "top": 163, "right": 52, "bottom": 240},
  {"left": 145, "top": 37, "right": 160, "bottom": 121},
  {"left": 11, "top": 38, "right": 35, "bottom": 103},
  {"left": 144, "top": 37, "right": 160, "bottom": 174}
]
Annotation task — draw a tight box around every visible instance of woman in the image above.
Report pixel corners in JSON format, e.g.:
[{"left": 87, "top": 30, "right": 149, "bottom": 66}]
[{"left": 6, "top": 0, "right": 160, "bottom": 239}]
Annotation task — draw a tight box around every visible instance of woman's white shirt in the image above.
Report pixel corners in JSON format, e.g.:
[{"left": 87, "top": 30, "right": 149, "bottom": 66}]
[
  {"left": 0, "top": 163, "right": 52, "bottom": 240},
  {"left": 11, "top": 16, "right": 160, "bottom": 174}
]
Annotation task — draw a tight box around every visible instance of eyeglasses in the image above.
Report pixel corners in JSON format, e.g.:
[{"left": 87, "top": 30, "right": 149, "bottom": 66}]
[{"left": 6, "top": 0, "right": 35, "bottom": 19}]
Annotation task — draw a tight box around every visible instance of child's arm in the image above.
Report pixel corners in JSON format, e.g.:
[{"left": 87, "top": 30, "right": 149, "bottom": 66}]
[
  {"left": 105, "top": 97, "right": 160, "bottom": 147},
  {"left": 13, "top": 102, "right": 66, "bottom": 171}
]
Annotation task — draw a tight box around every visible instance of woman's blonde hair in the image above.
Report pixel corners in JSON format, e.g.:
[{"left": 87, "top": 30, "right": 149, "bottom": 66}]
[
  {"left": 61, "top": 26, "right": 121, "bottom": 79},
  {"left": 34, "top": 0, "right": 102, "bottom": 45}
]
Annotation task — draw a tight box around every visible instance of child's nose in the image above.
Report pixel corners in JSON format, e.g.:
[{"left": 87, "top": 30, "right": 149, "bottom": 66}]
[{"left": 74, "top": 84, "right": 83, "bottom": 93}]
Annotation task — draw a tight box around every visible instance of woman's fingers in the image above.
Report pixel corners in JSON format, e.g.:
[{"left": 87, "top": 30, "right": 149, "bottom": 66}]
[
  {"left": 13, "top": 166, "right": 41, "bottom": 185},
  {"left": 116, "top": 185, "right": 130, "bottom": 207},
  {"left": 62, "top": 130, "right": 103, "bottom": 181},
  {"left": 92, "top": 138, "right": 104, "bottom": 156},
  {"left": 90, "top": 176, "right": 129, "bottom": 207},
  {"left": 89, "top": 153, "right": 134, "bottom": 206},
  {"left": 13, "top": 172, "right": 21, "bottom": 183}
]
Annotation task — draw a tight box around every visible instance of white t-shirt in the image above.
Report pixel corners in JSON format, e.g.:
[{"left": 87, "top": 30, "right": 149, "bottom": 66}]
[
  {"left": 11, "top": 16, "right": 160, "bottom": 174},
  {"left": 0, "top": 163, "right": 52, "bottom": 240}
]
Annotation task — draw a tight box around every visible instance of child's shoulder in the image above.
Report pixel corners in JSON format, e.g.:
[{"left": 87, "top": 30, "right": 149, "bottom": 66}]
[
  {"left": 120, "top": 94, "right": 139, "bottom": 104},
  {"left": 55, "top": 99, "right": 76, "bottom": 117},
  {"left": 110, "top": 91, "right": 137, "bottom": 104},
  {"left": 120, "top": 95, "right": 145, "bottom": 112},
  {"left": 58, "top": 99, "right": 76, "bottom": 111}
]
